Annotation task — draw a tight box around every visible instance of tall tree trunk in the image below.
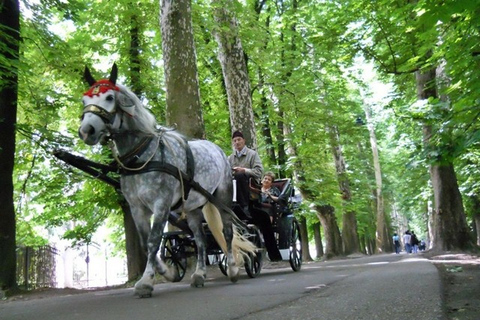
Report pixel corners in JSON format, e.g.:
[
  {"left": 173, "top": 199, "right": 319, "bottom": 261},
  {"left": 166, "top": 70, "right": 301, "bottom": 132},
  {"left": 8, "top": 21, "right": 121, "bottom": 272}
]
[
  {"left": 115, "top": 12, "right": 149, "bottom": 282},
  {"left": 129, "top": 14, "right": 142, "bottom": 98},
  {"left": 416, "top": 68, "right": 472, "bottom": 250},
  {"left": 253, "top": 2, "right": 276, "bottom": 166},
  {"left": 118, "top": 198, "right": 146, "bottom": 281},
  {"left": 313, "top": 222, "right": 324, "bottom": 259},
  {"left": 329, "top": 126, "right": 360, "bottom": 255},
  {"left": 212, "top": 0, "right": 256, "bottom": 148},
  {"left": 284, "top": 125, "right": 343, "bottom": 259},
  {"left": 161, "top": 0, "right": 205, "bottom": 139},
  {"left": 258, "top": 71, "right": 276, "bottom": 165},
  {"left": 472, "top": 195, "right": 480, "bottom": 246},
  {"left": 0, "top": 0, "right": 20, "bottom": 292},
  {"left": 364, "top": 106, "right": 390, "bottom": 253},
  {"left": 314, "top": 205, "right": 343, "bottom": 259},
  {"left": 298, "top": 216, "right": 312, "bottom": 262}
]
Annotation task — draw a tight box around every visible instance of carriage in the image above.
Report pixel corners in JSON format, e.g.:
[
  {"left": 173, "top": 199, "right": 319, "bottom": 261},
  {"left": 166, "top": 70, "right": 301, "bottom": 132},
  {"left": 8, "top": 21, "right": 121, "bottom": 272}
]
[
  {"left": 160, "top": 178, "right": 302, "bottom": 281},
  {"left": 63, "top": 63, "right": 302, "bottom": 297}
]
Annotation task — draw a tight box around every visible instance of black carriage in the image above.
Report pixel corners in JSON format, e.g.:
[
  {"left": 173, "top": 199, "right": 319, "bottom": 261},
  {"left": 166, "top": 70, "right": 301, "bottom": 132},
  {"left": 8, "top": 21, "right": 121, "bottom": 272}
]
[
  {"left": 161, "top": 178, "right": 302, "bottom": 281},
  {"left": 54, "top": 150, "right": 302, "bottom": 282}
]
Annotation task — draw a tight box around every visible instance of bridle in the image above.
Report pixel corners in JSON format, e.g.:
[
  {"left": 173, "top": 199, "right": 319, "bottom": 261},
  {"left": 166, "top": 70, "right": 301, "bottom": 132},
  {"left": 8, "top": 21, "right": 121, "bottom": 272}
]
[
  {"left": 82, "top": 104, "right": 117, "bottom": 125},
  {"left": 81, "top": 80, "right": 120, "bottom": 125}
]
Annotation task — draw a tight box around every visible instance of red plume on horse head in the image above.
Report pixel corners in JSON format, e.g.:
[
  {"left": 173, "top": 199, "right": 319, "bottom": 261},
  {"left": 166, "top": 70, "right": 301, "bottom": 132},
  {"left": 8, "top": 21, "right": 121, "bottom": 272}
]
[{"left": 83, "top": 63, "right": 119, "bottom": 97}]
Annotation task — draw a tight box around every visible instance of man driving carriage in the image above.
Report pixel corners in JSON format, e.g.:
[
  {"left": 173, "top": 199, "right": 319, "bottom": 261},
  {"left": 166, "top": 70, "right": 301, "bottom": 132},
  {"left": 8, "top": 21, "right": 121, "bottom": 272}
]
[
  {"left": 228, "top": 130, "right": 263, "bottom": 217},
  {"left": 228, "top": 131, "right": 283, "bottom": 261}
]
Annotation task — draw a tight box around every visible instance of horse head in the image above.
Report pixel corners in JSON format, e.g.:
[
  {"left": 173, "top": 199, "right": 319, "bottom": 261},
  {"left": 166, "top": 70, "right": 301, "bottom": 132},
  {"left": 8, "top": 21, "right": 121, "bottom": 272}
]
[{"left": 79, "top": 63, "right": 136, "bottom": 145}]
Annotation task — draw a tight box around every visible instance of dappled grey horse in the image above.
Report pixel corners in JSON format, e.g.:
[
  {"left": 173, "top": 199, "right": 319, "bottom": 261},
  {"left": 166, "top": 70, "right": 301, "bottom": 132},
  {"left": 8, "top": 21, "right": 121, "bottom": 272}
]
[{"left": 78, "top": 64, "right": 255, "bottom": 297}]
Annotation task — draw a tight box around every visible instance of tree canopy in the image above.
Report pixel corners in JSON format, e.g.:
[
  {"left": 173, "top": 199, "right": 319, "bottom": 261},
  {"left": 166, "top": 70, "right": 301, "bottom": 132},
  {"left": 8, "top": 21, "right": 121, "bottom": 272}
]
[{"left": 2, "top": 0, "right": 479, "bottom": 271}]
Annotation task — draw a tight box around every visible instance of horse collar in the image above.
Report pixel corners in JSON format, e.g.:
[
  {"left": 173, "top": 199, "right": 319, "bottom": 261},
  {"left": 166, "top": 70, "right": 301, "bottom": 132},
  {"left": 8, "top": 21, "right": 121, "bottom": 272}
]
[{"left": 116, "top": 135, "right": 156, "bottom": 166}]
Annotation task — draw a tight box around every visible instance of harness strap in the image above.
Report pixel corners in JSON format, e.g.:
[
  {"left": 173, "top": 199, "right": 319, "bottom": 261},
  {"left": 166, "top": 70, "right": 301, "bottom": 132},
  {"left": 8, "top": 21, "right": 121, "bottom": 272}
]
[
  {"left": 120, "top": 138, "right": 196, "bottom": 210},
  {"left": 119, "top": 135, "right": 154, "bottom": 166},
  {"left": 118, "top": 138, "right": 246, "bottom": 228}
]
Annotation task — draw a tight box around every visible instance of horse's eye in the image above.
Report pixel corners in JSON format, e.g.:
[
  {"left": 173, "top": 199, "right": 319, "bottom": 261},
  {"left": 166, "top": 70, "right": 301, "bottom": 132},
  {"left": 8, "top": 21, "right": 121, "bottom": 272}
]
[{"left": 106, "top": 95, "right": 114, "bottom": 102}]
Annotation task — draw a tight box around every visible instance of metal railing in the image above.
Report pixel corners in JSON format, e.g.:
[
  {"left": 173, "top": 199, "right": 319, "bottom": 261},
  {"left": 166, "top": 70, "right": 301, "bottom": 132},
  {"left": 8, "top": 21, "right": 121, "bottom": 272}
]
[{"left": 16, "top": 245, "right": 58, "bottom": 289}]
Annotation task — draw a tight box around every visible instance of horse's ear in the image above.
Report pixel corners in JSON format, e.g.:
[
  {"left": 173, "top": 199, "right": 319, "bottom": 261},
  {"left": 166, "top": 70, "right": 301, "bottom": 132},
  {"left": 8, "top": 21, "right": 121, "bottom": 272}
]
[
  {"left": 84, "top": 66, "right": 96, "bottom": 86},
  {"left": 109, "top": 63, "right": 118, "bottom": 85}
]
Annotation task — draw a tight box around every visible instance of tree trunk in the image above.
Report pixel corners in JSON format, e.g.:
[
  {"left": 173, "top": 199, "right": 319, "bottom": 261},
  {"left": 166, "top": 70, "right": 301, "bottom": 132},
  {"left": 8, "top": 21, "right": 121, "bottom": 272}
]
[
  {"left": 252, "top": 4, "right": 276, "bottom": 166},
  {"left": 118, "top": 12, "right": 150, "bottom": 282},
  {"left": 364, "top": 106, "right": 390, "bottom": 253},
  {"left": 129, "top": 14, "right": 142, "bottom": 98},
  {"left": 313, "top": 222, "right": 324, "bottom": 259},
  {"left": 161, "top": 0, "right": 205, "bottom": 139},
  {"left": 471, "top": 195, "right": 480, "bottom": 246},
  {"left": 298, "top": 216, "right": 312, "bottom": 262},
  {"left": 212, "top": 0, "right": 256, "bottom": 148},
  {"left": 314, "top": 204, "right": 343, "bottom": 258},
  {"left": 118, "top": 198, "right": 147, "bottom": 281},
  {"left": 329, "top": 126, "right": 360, "bottom": 255},
  {"left": 284, "top": 124, "right": 343, "bottom": 260},
  {"left": 475, "top": 214, "right": 480, "bottom": 247},
  {"left": 429, "top": 163, "right": 472, "bottom": 250},
  {"left": 416, "top": 68, "right": 473, "bottom": 250},
  {"left": 0, "top": 0, "right": 20, "bottom": 292}
]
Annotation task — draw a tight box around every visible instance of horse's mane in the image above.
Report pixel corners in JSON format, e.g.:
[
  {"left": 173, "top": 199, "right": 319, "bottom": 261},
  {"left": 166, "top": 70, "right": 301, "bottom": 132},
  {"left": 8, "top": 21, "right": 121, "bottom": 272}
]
[
  {"left": 117, "top": 84, "right": 157, "bottom": 135},
  {"left": 116, "top": 84, "right": 189, "bottom": 148}
]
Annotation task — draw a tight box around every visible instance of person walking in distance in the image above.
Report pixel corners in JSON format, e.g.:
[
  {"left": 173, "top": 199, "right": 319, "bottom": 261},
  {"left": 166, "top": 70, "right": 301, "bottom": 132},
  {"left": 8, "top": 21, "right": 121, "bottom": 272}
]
[
  {"left": 410, "top": 231, "right": 419, "bottom": 253},
  {"left": 403, "top": 231, "right": 412, "bottom": 254},
  {"left": 392, "top": 233, "right": 401, "bottom": 254}
]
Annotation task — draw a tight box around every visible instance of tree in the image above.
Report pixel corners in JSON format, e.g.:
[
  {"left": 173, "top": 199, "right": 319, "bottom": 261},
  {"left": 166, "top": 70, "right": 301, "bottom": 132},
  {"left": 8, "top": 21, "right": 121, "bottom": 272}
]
[
  {"left": 212, "top": 0, "right": 256, "bottom": 147},
  {"left": 0, "top": 0, "right": 20, "bottom": 291},
  {"left": 364, "top": 105, "right": 390, "bottom": 253},
  {"left": 312, "top": 222, "right": 324, "bottom": 259},
  {"left": 337, "top": 0, "right": 478, "bottom": 251},
  {"left": 416, "top": 68, "right": 472, "bottom": 250},
  {"left": 329, "top": 125, "right": 361, "bottom": 255},
  {"left": 161, "top": 0, "right": 205, "bottom": 139},
  {"left": 314, "top": 204, "right": 343, "bottom": 258}
]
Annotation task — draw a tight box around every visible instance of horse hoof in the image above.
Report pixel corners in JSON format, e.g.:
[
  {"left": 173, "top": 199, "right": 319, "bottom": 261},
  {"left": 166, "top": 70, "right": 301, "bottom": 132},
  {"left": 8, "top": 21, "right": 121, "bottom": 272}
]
[
  {"left": 190, "top": 274, "right": 205, "bottom": 288},
  {"left": 138, "top": 292, "right": 152, "bottom": 298},
  {"left": 135, "top": 284, "right": 153, "bottom": 298}
]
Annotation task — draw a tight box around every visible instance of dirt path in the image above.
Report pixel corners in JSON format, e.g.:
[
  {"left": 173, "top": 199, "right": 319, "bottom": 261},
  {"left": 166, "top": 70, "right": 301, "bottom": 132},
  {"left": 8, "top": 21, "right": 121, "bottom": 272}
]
[{"left": 429, "top": 252, "right": 480, "bottom": 320}]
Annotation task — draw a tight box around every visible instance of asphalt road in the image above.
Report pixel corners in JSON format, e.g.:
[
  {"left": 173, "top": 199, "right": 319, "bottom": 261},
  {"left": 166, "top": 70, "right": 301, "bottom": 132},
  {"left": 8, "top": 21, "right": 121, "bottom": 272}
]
[{"left": 0, "top": 254, "right": 443, "bottom": 320}]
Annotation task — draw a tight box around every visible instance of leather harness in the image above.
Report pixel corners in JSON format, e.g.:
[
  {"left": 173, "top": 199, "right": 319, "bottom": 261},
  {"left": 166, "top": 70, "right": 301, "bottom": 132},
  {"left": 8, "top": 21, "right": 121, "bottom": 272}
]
[{"left": 120, "top": 135, "right": 196, "bottom": 211}]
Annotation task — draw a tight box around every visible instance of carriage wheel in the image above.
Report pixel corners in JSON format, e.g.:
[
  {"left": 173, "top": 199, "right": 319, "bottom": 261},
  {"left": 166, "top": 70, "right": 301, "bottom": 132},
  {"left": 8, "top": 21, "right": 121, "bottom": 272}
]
[
  {"left": 219, "top": 254, "right": 228, "bottom": 276},
  {"left": 244, "top": 228, "right": 263, "bottom": 278},
  {"left": 160, "top": 235, "right": 188, "bottom": 282},
  {"left": 289, "top": 218, "right": 302, "bottom": 272}
]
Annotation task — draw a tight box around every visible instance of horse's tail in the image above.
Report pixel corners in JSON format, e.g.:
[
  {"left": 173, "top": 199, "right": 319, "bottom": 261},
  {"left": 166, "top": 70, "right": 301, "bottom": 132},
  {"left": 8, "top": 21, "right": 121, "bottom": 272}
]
[{"left": 202, "top": 202, "right": 257, "bottom": 266}]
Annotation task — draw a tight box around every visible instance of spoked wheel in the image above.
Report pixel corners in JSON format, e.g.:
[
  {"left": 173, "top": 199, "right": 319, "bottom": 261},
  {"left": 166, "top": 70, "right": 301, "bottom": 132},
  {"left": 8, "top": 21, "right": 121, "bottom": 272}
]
[
  {"left": 160, "top": 234, "right": 190, "bottom": 282},
  {"left": 244, "top": 227, "right": 263, "bottom": 278},
  {"left": 289, "top": 218, "right": 302, "bottom": 272},
  {"left": 219, "top": 254, "right": 228, "bottom": 276}
]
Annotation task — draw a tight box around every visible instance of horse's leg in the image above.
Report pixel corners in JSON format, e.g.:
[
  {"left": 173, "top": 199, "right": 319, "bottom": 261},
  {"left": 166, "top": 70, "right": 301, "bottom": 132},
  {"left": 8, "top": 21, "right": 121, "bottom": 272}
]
[
  {"left": 212, "top": 176, "right": 240, "bottom": 283},
  {"left": 221, "top": 212, "right": 239, "bottom": 282},
  {"left": 187, "top": 208, "right": 207, "bottom": 287},
  {"left": 134, "top": 204, "right": 177, "bottom": 297},
  {"left": 128, "top": 205, "right": 156, "bottom": 297}
]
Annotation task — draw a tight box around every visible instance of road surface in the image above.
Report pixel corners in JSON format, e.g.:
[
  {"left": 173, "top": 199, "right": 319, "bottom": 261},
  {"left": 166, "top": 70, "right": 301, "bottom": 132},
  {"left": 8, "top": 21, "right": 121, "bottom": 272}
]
[{"left": 1, "top": 254, "right": 443, "bottom": 320}]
